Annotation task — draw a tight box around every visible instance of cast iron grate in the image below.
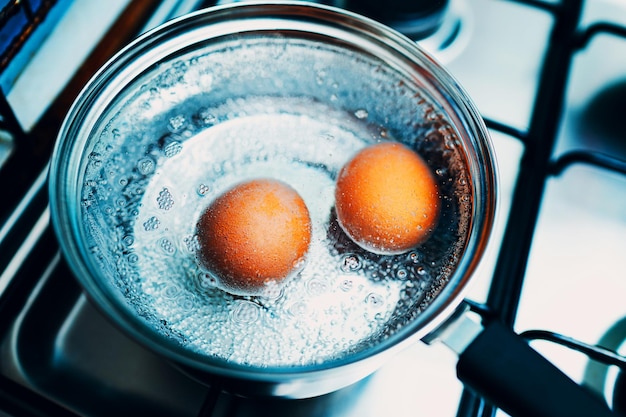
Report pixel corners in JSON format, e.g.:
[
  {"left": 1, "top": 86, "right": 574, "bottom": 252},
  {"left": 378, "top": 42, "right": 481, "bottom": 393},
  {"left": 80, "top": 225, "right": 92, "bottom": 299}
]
[
  {"left": 0, "top": 1, "right": 625, "bottom": 416},
  {"left": 458, "top": 0, "right": 626, "bottom": 415}
]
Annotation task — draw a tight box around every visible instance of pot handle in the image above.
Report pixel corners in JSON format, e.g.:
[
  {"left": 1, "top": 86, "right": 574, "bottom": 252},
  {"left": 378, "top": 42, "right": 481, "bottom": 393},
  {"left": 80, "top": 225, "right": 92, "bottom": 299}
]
[{"left": 428, "top": 311, "right": 618, "bottom": 417}]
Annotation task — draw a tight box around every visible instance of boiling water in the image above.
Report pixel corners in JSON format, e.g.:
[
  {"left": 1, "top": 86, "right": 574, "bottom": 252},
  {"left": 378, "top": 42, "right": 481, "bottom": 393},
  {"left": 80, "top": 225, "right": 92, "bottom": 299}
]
[{"left": 81, "top": 93, "right": 470, "bottom": 368}]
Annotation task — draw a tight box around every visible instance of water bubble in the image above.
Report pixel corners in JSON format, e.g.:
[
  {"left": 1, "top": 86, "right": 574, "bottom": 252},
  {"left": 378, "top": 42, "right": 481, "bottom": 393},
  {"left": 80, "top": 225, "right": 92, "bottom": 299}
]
[
  {"left": 289, "top": 256, "right": 304, "bottom": 272},
  {"left": 88, "top": 151, "right": 101, "bottom": 161},
  {"left": 177, "top": 294, "right": 195, "bottom": 311},
  {"left": 183, "top": 234, "right": 200, "bottom": 253},
  {"left": 163, "top": 284, "right": 181, "bottom": 299},
  {"left": 354, "top": 109, "right": 368, "bottom": 119},
  {"left": 231, "top": 300, "right": 260, "bottom": 325},
  {"left": 198, "top": 272, "right": 216, "bottom": 289},
  {"left": 159, "top": 67, "right": 184, "bottom": 88},
  {"left": 164, "top": 140, "right": 182, "bottom": 157},
  {"left": 137, "top": 157, "right": 155, "bottom": 175},
  {"left": 159, "top": 238, "right": 176, "bottom": 255},
  {"left": 260, "top": 283, "right": 284, "bottom": 301},
  {"left": 374, "top": 312, "right": 387, "bottom": 322},
  {"left": 444, "top": 134, "right": 459, "bottom": 150},
  {"left": 197, "top": 183, "right": 210, "bottom": 196},
  {"left": 157, "top": 188, "right": 174, "bottom": 210},
  {"left": 426, "top": 109, "right": 441, "bottom": 121},
  {"left": 306, "top": 277, "right": 329, "bottom": 296},
  {"left": 315, "top": 68, "right": 327, "bottom": 84},
  {"left": 396, "top": 269, "right": 408, "bottom": 279},
  {"left": 339, "top": 279, "right": 354, "bottom": 292},
  {"left": 122, "top": 235, "right": 134, "bottom": 246},
  {"left": 408, "top": 252, "right": 420, "bottom": 264},
  {"left": 340, "top": 254, "right": 361, "bottom": 272},
  {"left": 195, "top": 108, "right": 217, "bottom": 126},
  {"left": 141, "top": 100, "right": 152, "bottom": 111},
  {"left": 365, "top": 293, "right": 384, "bottom": 309},
  {"left": 143, "top": 216, "right": 160, "bottom": 231},
  {"left": 288, "top": 301, "right": 308, "bottom": 317},
  {"left": 168, "top": 114, "right": 186, "bottom": 132}
]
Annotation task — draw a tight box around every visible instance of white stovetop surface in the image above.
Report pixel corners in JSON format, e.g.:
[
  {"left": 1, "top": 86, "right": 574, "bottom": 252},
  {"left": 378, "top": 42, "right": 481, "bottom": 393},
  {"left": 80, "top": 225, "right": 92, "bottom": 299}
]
[{"left": 6, "top": 0, "right": 626, "bottom": 415}]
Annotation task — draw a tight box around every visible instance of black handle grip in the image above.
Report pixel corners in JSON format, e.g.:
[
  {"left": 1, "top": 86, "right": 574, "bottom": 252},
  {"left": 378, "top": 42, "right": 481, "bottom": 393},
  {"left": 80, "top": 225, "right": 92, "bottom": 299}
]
[{"left": 457, "top": 320, "right": 618, "bottom": 417}]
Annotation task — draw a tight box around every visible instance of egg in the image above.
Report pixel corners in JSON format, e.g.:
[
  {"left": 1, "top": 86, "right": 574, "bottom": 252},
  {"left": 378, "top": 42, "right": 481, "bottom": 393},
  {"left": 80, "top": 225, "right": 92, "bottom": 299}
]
[
  {"left": 335, "top": 142, "right": 440, "bottom": 255},
  {"left": 197, "top": 178, "right": 312, "bottom": 295}
]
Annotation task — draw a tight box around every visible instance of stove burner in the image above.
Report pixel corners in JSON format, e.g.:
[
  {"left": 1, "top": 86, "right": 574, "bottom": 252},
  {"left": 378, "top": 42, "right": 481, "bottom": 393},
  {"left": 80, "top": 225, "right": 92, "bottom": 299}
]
[
  {"left": 339, "top": 0, "right": 472, "bottom": 64},
  {"left": 217, "top": 0, "right": 470, "bottom": 63},
  {"left": 416, "top": 0, "right": 470, "bottom": 63},
  {"left": 576, "top": 78, "right": 626, "bottom": 158},
  {"left": 339, "top": 0, "right": 450, "bottom": 39}
]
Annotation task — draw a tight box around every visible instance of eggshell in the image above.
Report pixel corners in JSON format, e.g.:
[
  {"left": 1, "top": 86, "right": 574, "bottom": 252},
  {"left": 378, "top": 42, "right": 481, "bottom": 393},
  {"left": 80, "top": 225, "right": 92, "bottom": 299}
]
[
  {"left": 198, "top": 178, "right": 312, "bottom": 294},
  {"left": 335, "top": 142, "right": 440, "bottom": 254}
]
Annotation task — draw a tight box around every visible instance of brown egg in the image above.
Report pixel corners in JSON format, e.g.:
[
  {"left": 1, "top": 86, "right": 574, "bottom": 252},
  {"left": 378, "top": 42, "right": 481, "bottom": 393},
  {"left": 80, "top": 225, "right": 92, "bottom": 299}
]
[
  {"left": 197, "top": 178, "right": 312, "bottom": 295},
  {"left": 335, "top": 142, "right": 440, "bottom": 255}
]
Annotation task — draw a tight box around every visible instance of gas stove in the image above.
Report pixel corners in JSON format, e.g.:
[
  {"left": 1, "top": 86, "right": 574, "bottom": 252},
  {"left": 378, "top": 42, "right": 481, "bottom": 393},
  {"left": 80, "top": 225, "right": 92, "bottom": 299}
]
[{"left": 0, "top": 1, "right": 625, "bottom": 416}]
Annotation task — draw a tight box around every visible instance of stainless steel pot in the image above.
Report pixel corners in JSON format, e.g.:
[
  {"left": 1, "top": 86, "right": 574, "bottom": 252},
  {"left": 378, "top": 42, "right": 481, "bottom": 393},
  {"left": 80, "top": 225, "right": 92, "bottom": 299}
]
[{"left": 48, "top": 3, "right": 617, "bottom": 416}]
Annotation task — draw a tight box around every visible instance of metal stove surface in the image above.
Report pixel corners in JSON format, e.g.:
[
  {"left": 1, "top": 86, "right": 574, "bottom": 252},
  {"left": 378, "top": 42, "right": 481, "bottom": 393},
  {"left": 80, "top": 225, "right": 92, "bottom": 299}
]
[{"left": 1, "top": 0, "right": 626, "bottom": 416}]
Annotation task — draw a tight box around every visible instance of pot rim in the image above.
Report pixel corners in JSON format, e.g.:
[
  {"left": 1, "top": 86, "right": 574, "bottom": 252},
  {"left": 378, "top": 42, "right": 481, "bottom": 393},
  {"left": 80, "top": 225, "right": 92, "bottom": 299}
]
[{"left": 48, "top": 1, "right": 497, "bottom": 391}]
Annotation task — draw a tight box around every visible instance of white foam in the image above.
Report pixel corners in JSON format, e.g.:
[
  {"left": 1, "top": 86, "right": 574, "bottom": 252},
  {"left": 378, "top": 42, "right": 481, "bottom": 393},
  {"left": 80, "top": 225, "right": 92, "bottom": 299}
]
[{"left": 130, "top": 98, "right": 413, "bottom": 366}]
